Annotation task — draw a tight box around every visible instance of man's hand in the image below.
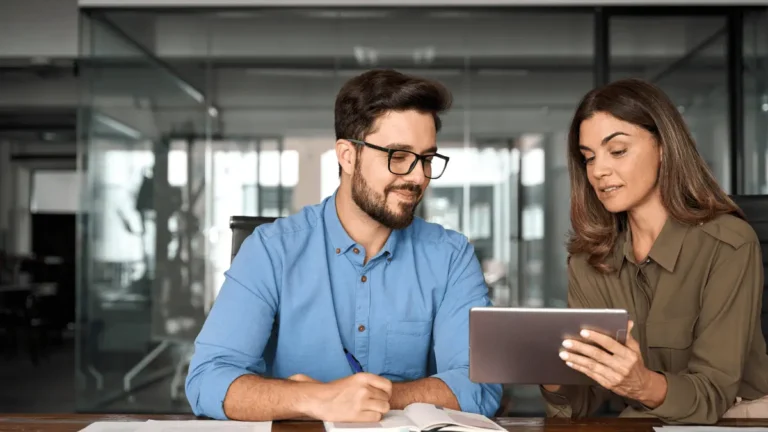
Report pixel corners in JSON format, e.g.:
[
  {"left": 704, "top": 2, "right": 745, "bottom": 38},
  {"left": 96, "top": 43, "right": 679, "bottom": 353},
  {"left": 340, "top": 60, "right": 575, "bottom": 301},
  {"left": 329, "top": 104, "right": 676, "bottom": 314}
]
[
  {"left": 288, "top": 374, "right": 321, "bottom": 383},
  {"left": 301, "top": 373, "right": 393, "bottom": 422}
]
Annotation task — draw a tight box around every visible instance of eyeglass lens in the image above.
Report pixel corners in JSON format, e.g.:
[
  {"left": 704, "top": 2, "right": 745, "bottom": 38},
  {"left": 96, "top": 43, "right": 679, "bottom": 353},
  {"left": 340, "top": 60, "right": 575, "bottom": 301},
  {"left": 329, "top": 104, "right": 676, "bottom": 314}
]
[{"left": 389, "top": 150, "right": 446, "bottom": 179}]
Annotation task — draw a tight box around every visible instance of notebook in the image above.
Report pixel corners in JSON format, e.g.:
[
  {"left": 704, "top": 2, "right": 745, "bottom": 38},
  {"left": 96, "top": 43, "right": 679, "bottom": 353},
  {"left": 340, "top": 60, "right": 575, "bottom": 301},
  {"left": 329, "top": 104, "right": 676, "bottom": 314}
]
[{"left": 324, "top": 403, "right": 505, "bottom": 432}]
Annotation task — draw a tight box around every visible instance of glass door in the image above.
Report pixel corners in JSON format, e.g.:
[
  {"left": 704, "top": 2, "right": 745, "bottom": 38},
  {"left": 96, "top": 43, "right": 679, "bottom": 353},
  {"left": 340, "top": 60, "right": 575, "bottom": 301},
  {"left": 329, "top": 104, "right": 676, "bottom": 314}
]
[
  {"left": 744, "top": 9, "right": 768, "bottom": 195},
  {"left": 77, "top": 12, "right": 210, "bottom": 413}
]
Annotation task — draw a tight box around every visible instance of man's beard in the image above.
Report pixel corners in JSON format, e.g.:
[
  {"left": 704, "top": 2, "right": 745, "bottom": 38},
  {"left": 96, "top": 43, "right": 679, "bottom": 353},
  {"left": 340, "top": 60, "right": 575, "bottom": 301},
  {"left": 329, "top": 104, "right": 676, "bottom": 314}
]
[{"left": 351, "top": 159, "right": 422, "bottom": 230}]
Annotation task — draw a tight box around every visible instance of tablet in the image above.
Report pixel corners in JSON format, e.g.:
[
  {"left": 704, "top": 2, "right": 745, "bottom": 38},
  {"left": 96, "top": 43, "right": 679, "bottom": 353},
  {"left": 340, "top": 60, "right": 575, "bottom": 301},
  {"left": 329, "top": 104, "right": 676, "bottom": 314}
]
[{"left": 469, "top": 307, "right": 629, "bottom": 385}]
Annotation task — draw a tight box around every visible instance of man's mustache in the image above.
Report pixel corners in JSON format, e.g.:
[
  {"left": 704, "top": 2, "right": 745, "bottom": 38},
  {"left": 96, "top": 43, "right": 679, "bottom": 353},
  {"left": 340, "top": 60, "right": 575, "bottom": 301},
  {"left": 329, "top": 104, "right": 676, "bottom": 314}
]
[{"left": 386, "top": 183, "right": 422, "bottom": 196}]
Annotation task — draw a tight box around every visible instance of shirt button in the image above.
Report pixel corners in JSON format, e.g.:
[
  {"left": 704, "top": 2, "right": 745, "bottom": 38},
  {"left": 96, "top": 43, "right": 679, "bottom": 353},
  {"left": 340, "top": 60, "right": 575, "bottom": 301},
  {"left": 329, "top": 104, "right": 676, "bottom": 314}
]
[
  {"left": 358, "top": 325, "right": 366, "bottom": 332},
  {"left": 353, "top": 247, "right": 360, "bottom": 254},
  {"left": 361, "top": 275, "right": 367, "bottom": 282},
  {"left": 335, "top": 248, "right": 340, "bottom": 254}
]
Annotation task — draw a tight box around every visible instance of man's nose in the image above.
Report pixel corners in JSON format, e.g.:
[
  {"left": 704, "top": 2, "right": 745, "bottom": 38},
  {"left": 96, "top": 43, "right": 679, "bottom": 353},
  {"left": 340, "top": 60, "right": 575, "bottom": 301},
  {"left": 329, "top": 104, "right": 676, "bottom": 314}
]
[{"left": 403, "top": 159, "right": 428, "bottom": 183}]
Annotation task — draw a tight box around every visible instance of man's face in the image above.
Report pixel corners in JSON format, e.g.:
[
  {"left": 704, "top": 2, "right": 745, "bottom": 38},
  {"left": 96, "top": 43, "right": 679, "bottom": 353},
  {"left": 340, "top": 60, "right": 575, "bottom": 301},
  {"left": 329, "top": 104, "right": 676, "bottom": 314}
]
[{"left": 351, "top": 110, "right": 437, "bottom": 229}]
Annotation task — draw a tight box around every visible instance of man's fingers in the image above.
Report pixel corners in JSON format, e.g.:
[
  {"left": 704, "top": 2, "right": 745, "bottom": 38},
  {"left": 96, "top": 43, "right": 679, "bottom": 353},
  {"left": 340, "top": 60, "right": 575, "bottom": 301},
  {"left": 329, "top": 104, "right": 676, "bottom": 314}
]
[
  {"left": 288, "top": 374, "right": 320, "bottom": 383},
  {"left": 356, "top": 411, "right": 384, "bottom": 422},
  {"left": 362, "top": 398, "right": 390, "bottom": 414},
  {"left": 367, "top": 386, "right": 391, "bottom": 401},
  {"left": 360, "top": 373, "right": 393, "bottom": 396}
]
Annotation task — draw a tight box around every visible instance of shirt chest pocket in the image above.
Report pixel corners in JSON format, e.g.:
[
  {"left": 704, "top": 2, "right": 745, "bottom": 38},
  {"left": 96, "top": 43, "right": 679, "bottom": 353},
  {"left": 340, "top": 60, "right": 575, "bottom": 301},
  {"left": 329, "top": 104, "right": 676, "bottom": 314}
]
[
  {"left": 645, "top": 316, "right": 696, "bottom": 372},
  {"left": 383, "top": 320, "right": 432, "bottom": 380}
]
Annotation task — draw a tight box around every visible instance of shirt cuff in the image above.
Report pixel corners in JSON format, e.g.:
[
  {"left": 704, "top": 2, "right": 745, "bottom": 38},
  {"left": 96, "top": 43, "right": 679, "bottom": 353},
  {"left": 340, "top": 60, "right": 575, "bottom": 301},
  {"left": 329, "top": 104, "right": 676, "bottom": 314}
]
[
  {"left": 642, "top": 371, "right": 694, "bottom": 420},
  {"left": 539, "top": 386, "right": 577, "bottom": 418},
  {"left": 200, "top": 367, "right": 252, "bottom": 420},
  {"left": 432, "top": 369, "right": 501, "bottom": 416}
]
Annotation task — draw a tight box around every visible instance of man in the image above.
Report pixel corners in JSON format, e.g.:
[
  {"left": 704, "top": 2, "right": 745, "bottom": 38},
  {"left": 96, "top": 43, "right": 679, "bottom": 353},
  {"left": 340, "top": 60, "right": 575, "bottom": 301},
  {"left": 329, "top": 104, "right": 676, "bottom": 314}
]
[{"left": 185, "top": 69, "right": 502, "bottom": 422}]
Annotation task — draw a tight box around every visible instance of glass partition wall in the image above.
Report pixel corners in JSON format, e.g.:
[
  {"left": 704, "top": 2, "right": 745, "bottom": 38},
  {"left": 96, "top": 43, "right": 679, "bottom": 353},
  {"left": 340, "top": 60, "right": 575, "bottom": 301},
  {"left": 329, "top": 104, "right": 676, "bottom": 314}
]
[
  {"left": 744, "top": 9, "right": 768, "bottom": 194},
  {"left": 77, "top": 6, "right": 762, "bottom": 416}
]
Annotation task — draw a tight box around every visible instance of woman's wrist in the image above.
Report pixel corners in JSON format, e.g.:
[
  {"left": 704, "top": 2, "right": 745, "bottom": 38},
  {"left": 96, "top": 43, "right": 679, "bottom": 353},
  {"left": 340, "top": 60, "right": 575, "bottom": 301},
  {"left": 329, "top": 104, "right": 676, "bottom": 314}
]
[{"left": 638, "top": 369, "right": 668, "bottom": 409}]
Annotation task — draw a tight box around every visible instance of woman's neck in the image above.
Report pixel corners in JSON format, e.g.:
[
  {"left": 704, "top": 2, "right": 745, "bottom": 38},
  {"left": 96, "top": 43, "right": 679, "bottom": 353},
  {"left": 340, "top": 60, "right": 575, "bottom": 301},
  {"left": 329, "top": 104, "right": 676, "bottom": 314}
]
[{"left": 627, "top": 193, "right": 668, "bottom": 262}]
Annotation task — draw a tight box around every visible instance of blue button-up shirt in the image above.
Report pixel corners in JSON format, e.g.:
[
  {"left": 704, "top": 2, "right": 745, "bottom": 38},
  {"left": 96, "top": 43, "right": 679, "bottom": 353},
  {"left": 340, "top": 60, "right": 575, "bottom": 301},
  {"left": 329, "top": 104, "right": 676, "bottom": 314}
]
[{"left": 185, "top": 191, "right": 502, "bottom": 419}]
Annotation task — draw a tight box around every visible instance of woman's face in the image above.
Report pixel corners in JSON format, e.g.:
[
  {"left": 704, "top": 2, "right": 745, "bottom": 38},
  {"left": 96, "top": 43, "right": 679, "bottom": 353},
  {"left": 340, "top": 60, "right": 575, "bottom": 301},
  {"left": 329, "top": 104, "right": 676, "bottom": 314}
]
[{"left": 578, "top": 112, "right": 662, "bottom": 213}]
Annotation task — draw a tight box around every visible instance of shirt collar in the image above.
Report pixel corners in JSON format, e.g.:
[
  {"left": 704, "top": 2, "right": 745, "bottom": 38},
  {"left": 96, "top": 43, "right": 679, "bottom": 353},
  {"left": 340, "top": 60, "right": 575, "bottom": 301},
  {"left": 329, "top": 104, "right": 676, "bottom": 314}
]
[
  {"left": 324, "top": 189, "right": 401, "bottom": 259},
  {"left": 615, "top": 217, "right": 688, "bottom": 273}
]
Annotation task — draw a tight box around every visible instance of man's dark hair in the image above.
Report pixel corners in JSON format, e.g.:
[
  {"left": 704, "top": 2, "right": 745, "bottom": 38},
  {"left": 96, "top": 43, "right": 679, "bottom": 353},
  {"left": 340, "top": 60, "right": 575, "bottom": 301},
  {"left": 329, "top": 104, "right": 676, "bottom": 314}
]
[{"left": 335, "top": 69, "right": 453, "bottom": 176}]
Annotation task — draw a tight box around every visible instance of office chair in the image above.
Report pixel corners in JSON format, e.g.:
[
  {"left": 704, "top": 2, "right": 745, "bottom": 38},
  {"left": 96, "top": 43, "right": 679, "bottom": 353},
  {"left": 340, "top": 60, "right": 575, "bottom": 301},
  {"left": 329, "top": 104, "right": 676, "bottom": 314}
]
[
  {"left": 229, "top": 216, "right": 278, "bottom": 263},
  {"left": 730, "top": 195, "right": 768, "bottom": 351}
]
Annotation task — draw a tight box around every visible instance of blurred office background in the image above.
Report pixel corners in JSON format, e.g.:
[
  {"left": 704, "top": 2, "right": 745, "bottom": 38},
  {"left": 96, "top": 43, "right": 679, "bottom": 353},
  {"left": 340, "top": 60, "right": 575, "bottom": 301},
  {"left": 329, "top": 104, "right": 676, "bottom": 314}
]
[{"left": 0, "top": 0, "right": 767, "bottom": 417}]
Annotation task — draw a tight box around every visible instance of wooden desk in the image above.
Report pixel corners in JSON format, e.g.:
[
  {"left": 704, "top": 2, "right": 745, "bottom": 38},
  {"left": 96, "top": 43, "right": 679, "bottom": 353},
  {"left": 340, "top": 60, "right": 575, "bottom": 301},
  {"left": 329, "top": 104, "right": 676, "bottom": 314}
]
[{"left": 1, "top": 414, "right": 767, "bottom": 432}]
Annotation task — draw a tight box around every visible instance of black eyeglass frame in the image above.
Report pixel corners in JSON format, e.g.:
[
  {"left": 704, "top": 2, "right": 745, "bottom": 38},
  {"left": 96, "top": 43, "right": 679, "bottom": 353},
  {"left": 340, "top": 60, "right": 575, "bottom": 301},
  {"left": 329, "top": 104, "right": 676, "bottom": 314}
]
[{"left": 346, "top": 139, "right": 450, "bottom": 179}]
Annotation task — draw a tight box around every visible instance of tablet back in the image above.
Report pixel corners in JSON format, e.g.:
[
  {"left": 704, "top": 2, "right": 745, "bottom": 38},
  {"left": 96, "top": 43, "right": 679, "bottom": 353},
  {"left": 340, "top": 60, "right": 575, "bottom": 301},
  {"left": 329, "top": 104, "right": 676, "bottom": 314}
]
[{"left": 469, "top": 307, "right": 628, "bottom": 385}]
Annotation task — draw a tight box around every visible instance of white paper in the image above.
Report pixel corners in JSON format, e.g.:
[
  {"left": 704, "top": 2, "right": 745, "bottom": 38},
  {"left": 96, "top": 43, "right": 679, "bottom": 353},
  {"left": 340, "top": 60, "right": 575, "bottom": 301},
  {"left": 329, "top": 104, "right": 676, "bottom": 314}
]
[
  {"left": 79, "top": 421, "right": 145, "bottom": 432},
  {"left": 134, "top": 420, "right": 272, "bottom": 432},
  {"left": 654, "top": 427, "right": 768, "bottom": 432}
]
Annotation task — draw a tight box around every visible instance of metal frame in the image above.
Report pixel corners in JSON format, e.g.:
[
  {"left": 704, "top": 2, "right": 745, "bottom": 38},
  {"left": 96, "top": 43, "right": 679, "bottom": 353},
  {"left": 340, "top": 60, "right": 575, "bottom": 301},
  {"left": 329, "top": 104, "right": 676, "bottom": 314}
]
[{"left": 727, "top": 9, "right": 745, "bottom": 193}]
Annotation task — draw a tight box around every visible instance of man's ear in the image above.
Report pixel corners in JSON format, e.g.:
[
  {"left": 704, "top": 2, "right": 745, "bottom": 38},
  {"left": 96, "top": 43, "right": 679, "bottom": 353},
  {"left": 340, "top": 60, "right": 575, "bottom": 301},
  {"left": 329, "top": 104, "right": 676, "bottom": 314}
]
[{"left": 336, "top": 139, "right": 356, "bottom": 177}]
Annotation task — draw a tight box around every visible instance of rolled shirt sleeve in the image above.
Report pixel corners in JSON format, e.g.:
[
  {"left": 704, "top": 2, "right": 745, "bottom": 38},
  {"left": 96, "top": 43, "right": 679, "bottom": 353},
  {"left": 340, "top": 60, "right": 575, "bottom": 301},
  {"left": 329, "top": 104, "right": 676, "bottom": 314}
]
[
  {"left": 432, "top": 233, "right": 503, "bottom": 417},
  {"left": 185, "top": 231, "right": 280, "bottom": 419}
]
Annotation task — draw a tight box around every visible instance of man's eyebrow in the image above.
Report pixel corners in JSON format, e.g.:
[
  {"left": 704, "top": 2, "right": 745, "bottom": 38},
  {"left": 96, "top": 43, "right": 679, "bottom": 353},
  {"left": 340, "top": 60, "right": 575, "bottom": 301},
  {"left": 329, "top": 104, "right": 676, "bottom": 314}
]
[
  {"left": 386, "top": 143, "right": 439, "bottom": 154},
  {"left": 386, "top": 143, "right": 413, "bottom": 151}
]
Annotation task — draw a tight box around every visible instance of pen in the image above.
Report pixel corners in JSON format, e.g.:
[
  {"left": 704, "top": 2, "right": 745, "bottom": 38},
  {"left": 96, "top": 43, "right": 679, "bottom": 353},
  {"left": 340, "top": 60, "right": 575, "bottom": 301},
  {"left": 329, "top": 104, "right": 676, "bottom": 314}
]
[{"left": 344, "top": 348, "right": 364, "bottom": 373}]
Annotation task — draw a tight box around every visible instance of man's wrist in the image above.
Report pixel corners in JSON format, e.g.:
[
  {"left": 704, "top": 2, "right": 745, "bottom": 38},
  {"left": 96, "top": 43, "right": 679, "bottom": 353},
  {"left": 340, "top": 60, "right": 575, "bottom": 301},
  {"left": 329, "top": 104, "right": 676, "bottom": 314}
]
[{"left": 294, "top": 382, "right": 325, "bottom": 419}]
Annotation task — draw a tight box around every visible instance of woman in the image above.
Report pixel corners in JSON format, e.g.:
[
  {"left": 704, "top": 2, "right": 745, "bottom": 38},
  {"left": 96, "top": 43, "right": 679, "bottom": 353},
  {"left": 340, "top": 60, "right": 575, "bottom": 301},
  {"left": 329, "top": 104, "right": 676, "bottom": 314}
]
[{"left": 540, "top": 78, "right": 768, "bottom": 424}]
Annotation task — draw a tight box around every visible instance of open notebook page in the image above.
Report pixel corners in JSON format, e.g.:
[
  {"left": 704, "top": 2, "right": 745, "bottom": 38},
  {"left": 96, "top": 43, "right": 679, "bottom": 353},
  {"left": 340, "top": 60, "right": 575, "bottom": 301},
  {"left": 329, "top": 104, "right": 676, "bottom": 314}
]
[
  {"left": 403, "top": 404, "right": 504, "bottom": 432},
  {"left": 324, "top": 410, "right": 419, "bottom": 432}
]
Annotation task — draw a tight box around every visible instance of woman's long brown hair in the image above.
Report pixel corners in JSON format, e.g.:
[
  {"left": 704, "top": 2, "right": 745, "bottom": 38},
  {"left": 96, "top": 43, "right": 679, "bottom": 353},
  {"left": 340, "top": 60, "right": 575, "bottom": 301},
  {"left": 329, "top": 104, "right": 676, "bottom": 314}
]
[{"left": 567, "top": 78, "right": 744, "bottom": 273}]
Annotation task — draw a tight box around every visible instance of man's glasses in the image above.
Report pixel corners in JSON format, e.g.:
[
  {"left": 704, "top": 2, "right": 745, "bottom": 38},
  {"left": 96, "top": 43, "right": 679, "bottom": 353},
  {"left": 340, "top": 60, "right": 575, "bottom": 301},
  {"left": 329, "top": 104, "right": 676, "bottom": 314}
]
[{"left": 347, "top": 139, "right": 449, "bottom": 180}]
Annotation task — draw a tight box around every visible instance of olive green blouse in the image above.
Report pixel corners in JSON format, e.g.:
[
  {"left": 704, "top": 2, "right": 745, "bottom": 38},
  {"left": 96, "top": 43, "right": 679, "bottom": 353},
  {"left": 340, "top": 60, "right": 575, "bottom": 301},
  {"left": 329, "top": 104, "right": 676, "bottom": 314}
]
[{"left": 542, "top": 214, "right": 768, "bottom": 424}]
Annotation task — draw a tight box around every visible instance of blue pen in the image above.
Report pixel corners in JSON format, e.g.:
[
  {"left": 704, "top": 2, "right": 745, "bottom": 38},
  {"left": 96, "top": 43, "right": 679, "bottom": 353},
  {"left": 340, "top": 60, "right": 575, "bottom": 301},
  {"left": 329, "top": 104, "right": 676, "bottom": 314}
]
[{"left": 344, "top": 348, "right": 364, "bottom": 373}]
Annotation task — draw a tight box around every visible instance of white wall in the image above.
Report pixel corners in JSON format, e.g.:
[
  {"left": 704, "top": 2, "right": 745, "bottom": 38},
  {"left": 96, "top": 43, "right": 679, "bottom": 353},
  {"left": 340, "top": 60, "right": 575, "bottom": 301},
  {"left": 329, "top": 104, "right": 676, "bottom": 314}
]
[{"left": 31, "top": 171, "right": 81, "bottom": 214}]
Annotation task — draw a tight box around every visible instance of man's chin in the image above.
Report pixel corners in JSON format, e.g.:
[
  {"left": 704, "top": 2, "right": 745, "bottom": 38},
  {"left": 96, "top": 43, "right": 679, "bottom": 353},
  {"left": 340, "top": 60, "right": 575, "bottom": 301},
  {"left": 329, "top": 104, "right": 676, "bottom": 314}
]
[
  {"left": 387, "top": 204, "right": 417, "bottom": 217},
  {"left": 386, "top": 211, "right": 416, "bottom": 229}
]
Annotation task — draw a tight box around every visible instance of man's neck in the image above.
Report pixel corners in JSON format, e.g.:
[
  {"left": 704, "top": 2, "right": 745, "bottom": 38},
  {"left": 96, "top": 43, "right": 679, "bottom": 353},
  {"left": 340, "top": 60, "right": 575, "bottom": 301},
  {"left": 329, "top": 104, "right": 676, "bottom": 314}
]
[{"left": 335, "top": 186, "right": 392, "bottom": 261}]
